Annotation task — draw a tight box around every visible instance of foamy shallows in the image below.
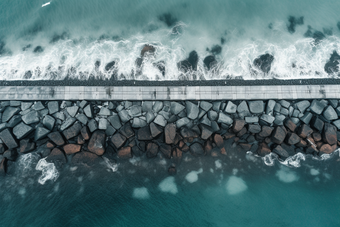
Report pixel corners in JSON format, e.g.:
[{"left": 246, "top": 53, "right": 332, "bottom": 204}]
[
  {"left": 35, "top": 158, "right": 59, "bottom": 185},
  {"left": 132, "top": 187, "right": 150, "bottom": 199},
  {"left": 276, "top": 166, "right": 299, "bottom": 183},
  {"left": 158, "top": 176, "right": 178, "bottom": 194},
  {"left": 225, "top": 176, "right": 248, "bottom": 195},
  {"left": 185, "top": 168, "right": 203, "bottom": 183}
]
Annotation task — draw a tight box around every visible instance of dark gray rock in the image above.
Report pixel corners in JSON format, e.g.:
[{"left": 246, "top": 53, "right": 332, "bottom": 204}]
[
  {"left": 35, "top": 127, "right": 50, "bottom": 141},
  {"left": 39, "top": 109, "right": 49, "bottom": 118},
  {"left": 176, "top": 117, "right": 190, "bottom": 128},
  {"left": 211, "top": 121, "right": 220, "bottom": 132},
  {"left": 128, "top": 105, "right": 142, "bottom": 117},
  {"left": 212, "top": 101, "right": 221, "bottom": 112},
  {"left": 98, "top": 118, "right": 108, "bottom": 130},
  {"left": 0, "top": 129, "right": 18, "bottom": 149},
  {"left": 142, "top": 101, "right": 153, "bottom": 112},
  {"left": 83, "top": 105, "right": 93, "bottom": 118},
  {"left": 118, "top": 110, "right": 130, "bottom": 123},
  {"left": 237, "top": 101, "right": 250, "bottom": 117},
  {"left": 310, "top": 100, "right": 326, "bottom": 115},
  {"left": 280, "top": 107, "right": 289, "bottom": 116},
  {"left": 67, "top": 106, "right": 79, "bottom": 117},
  {"left": 200, "top": 101, "right": 213, "bottom": 112},
  {"left": 79, "top": 100, "right": 87, "bottom": 109},
  {"left": 22, "top": 110, "right": 39, "bottom": 125},
  {"left": 279, "top": 100, "right": 290, "bottom": 109},
  {"left": 32, "top": 102, "right": 45, "bottom": 111},
  {"left": 154, "top": 115, "right": 167, "bottom": 127},
  {"left": 132, "top": 118, "right": 147, "bottom": 128},
  {"left": 323, "top": 106, "right": 338, "bottom": 121},
  {"left": 98, "top": 107, "right": 111, "bottom": 116},
  {"left": 76, "top": 113, "right": 88, "bottom": 125},
  {"left": 53, "top": 112, "right": 65, "bottom": 121},
  {"left": 296, "top": 100, "right": 310, "bottom": 113},
  {"left": 105, "top": 125, "right": 116, "bottom": 136},
  {"left": 186, "top": 101, "right": 199, "bottom": 120},
  {"left": 273, "top": 145, "right": 289, "bottom": 160},
  {"left": 88, "top": 119, "right": 98, "bottom": 132},
  {"left": 2, "top": 107, "right": 20, "bottom": 122},
  {"left": 47, "top": 101, "right": 59, "bottom": 114},
  {"left": 13, "top": 122, "right": 33, "bottom": 140},
  {"left": 300, "top": 112, "right": 313, "bottom": 124},
  {"left": 274, "top": 103, "right": 281, "bottom": 113},
  {"left": 253, "top": 53, "right": 274, "bottom": 73},
  {"left": 6, "top": 115, "right": 21, "bottom": 128},
  {"left": 9, "top": 101, "right": 20, "bottom": 107},
  {"left": 218, "top": 112, "right": 233, "bottom": 125},
  {"left": 60, "top": 117, "right": 76, "bottom": 131},
  {"left": 42, "top": 115, "right": 55, "bottom": 130},
  {"left": 198, "top": 109, "right": 206, "bottom": 119},
  {"left": 190, "top": 143, "right": 205, "bottom": 156},
  {"left": 108, "top": 114, "right": 122, "bottom": 129},
  {"left": 21, "top": 102, "right": 33, "bottom": 111},
  {"left": 248, "top": 101, "right": 264, "bottom": 114},
  {"left": 146, "top": 112, "right": 156, "bottom": 123},
  {"left": 274, "top": 115, "right": 285, "bottom": 126},
  {"left": 170, "top": 102, "right": 185, "bottom": 115},
  {"left": 225, "top": 101, "right": 237, "bottom": 114},
  {"left": 329, "top": 100, "right": 338, "bottom": 108},
  {"left": 153, "top": 101, "right": 163, "bottom": 113}
]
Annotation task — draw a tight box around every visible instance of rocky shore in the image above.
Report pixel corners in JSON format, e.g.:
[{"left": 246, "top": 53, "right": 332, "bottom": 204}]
[{"left": 0, "top": 98, "right": 339, "bottom": 175}]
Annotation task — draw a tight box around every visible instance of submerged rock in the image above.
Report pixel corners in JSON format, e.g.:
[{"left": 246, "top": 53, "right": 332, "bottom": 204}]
[
  {"left": 105, "top": 61, "right": 116, "bottom": 71},
  {"left": 178, "top": 51, "right": 199, "bottom": 72},
  {"left": 140, "top": 44, "right": 155, "bottom": 57},
  {"left": 33, "top": 46, "right": 44, "bottom": 53},
  {"left": 324, "top": 51, "right": 340, "bottom": 74},
  {"left": 253, "top": 54, "right": 274, "bottom": 73},
  {"left": 158, "top": 13, "right": 177, "bottom": 27},
  {"left": 287, "top": 16, "right": 304, "bottom": 33},
  {"left": 304, "top": 26, "right": 325, "bottom": 45},
  {"left": 203, "top": 55, "right": 217, "bottom": 70}
]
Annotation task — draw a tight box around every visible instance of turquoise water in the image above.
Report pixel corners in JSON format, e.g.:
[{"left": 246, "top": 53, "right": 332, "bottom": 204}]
[
  {"left": 1, "top": 149, "right": 339, "bottom": 226},
  {"left": 1, "top": 0, "right": 340, "bottom": 80}
]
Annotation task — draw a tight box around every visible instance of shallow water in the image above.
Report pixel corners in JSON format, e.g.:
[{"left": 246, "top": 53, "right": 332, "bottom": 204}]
[
  {"left": 1, "top": 148, "right": 340, "bottom": 227},
  {"left": 1, "top": 0, "right": 340, "bottom": 80}
]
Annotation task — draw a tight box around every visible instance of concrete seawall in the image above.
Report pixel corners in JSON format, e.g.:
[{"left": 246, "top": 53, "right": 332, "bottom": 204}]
[{"left": 0, "top": 84, "right": 339, "bottom": 100}]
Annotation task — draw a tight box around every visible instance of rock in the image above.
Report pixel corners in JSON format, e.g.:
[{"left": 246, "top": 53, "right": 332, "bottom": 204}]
[
  {"left": 63, "top": 144, "right": 81, "bottom": 155},
  {"left": 43, "top": 115, "right": 55, "bottom": 131},
  {"left": 260, "top": 114, "right": 275, "bottom": 124},
  {"left": 214, "top": 134, "right": 224, "bottom": 148},
  {"left": 284, "top": 119, "right": 297, "bottom": 132},
  {"left": 237, "top": 101, "right": 250, "bottom": 117},
  {"left": 140, "top": 44, "right": 155, "bottom": 57},
  {"left": 257, "top": 143, "right": 271, "bottom": 156},
  {"left": 323, "top": 106, "right": 338, "bottom": 121},
  {"left": 146, "top": 112, "right": 156, "bottom": 123},
  {"left": 324, "top": 51, "right": 340, "bottom": 74},
  {"left": 88, "top": 119, "right": 98, "bottom": 132},
  {"left": 2, "top": 107, "right": 20, "bottom": 122},
  {"left": 146, "top": 143, "right": 158, "bottom": 158},
  {"left": 154, "top": 114, "right": 167, "bottom": 127},
  {"left": 21, "top": 110, "right": 39, "bottom": 125},
  {"left": 131, "top": 118, "right": 146, "bottom": 128},
  {"left": 180, "top": 127, "right": 198, "bottom": 139},
  {"left": 311, "top": 117, "right": 324, "bottom": 131},
  {"left": 320, "top": 144, "right": 336, "bottom": 154},
  {"left": 200, "top": 124, "right": 213, "bottom": 140},
  {"left": 0, "top": 129, "right": 17, "bottom": 149},
  {"left": 111, "top": 132, "right": 126, "bottom": 149},
  {"left": 88, "top": 130, "right": 106, "bottom": 156},
  {"left": 47, "top": 101, "right": 59, "bottom": 115},
  {"left": 178, "top": 51, "right": 198, "bottom": 72},
  {"left": 98, "top": 118, "right": 108, "bottom": 130},
  {"left": 333, "top": 119, "right": 340, "bottom": 130},
  {"left": 6, "top": 115, "right": 21, "bottom": 128},
  {"left": 72, "top": 151, "right": 100, "bottom": 166},
  {"left": 67, "top": 106, "right": 79, "bottom": 117},
  {"left": 149, "top": 122, "right": 163, "bottom": 138},
  {"left": 286, "top": 133, "right": 301, "bottom": 145},
  {"left": 117, "top": 147, "right": 132, "bottom": 159},
  {"left": 120, "top": 123, "right": 134, "bottom": 139},
  {"left": 312, "top": 132, "right": 322, "bottom": 142},
  {"left": 203, "top": 55, "right": 217, "bottom": 70},
  {"left": 186, "top": 101, "right": 199, "bottom": 120},
  {"left": 128, "top": 105, "right": 142, "bottom": 117},
  {"left": 300, "top": 112, "right": 313, "bottom": 124},
  {"left": 153, "top": 101, "right": 163, "bottom": 113},
  {"left": 46, "top": 148, "right": 66, "bottom": 164},
  {"left": 159, "top": 144, "right": 172, "bottom": 159},
  {"left": 200, "top": 114, "right": 211, "bottom": 126},
  {"left": 60, "top": 117, "right": 76, "bottom": 131},
  {"left": 297, "top": 124, "right": 313, "bottom": 139},
  {"left": 245, "top": 117, "right": 259, "bottom": 124},
  {"left": 83, "top": 105, "right": 93, "bottom": 118},
  {"left": 138, "top": 126, "right": 153, "bottom": 140},
  {"left": 190, "top": 143, "right": 205, "bottom": 156},
  {"left": 248, "top": 101, "right": 264, "bottom": 114},
  {"left": 225, "top": 101, "right": 237, "bottom": 114},
  {"left": 296, "top": 100, "right": 310, "bottom": 113},
  {"left": 271, "top": 126, "right": 287, "bottom": 144},
  {"left": 141, "top": 101, "right": 153, "bottom": 113},
  {"left": 13, "top": 122, "right": 33, "bottom": 140},
  {"left": 79, "top": 100, "right": 87, "bottom": 109},
  {"left": 176, "top": 117, "right": 190, "bottom": 128},
  {"left": 105, "top": 61, "right": 116, "bottom": 71},
  {"left": 233, "top": 119, "right": 245, "bottom": 133},
  {"left": 266, "top": 100, "right": 276, "bottom": 115},
  {"left": 80, "top": 126, "right": 90, "bottom": 141},
  {"left": 248, "top": 124, "right": 262, "bottom": 134},
  {"left": 279, "top": 100, "right": 290, "bottom": 109},
  {"left": 48, "top": 131, "right": 65, "bottom": 146},
  {"left": 105, "top": 125, "right": 116, "bottom": 136},
  {"left": 108, "top": 114, "right": 122, "bottom": 130},
  {"left": 164, "top": 124, "right": 176, "bottom": 144},
  {"left": 19, "top": 139, "right": 35, "bottom": 153},
  {"left": 0, "top": 158, "right": 6, "bottom": 175},
  {"left": 218, "top": 112, "right": 233, "bottom": 125},
  {"left": 170, "top": 102, "right": 185, "bottom": 115},
  {"left": 117, "top": 110, "right": 129, "bottom": 123},
  {"left": 253, "top": 53, "right": 274, "bottom": 73},
  {"left": 35, "top": 127, "right": 50, "bottom": 141},
  {"left": 323, "top": 123, "right": 337, "bottom": 145},
  {"left": 76, "top": 113, "right": 88, "bottom": 125},
  {"left": 274, "top": 115, "right": 286, "bottom": 126},
  {"left": 273, "top": 145, "right": 289, "bottom": 160},
  {"left": 53, "top": 112, "right": 65, "bottom": 121},
  {"left": 310, "top": 100, "right": 326, "bottom": 115},
  {"left": 21, "top": 102, "right": 33, "bottom": 111},
  {"left": 208, "top": 111, "right": 218, "bottom": 121},
  {"left": 280, "top": 107, "right": 289, "bottom": 116},
  {"left": 200, "top": 101, "right": 213, "bottom": 112},
  {"left": 63, "top": 122, "right": 82, "bottom": 140}
]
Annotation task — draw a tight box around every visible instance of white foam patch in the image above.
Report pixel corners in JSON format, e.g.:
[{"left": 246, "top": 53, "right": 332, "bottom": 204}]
[
  {"left": 158, "top": 176, "right": 178, "bottom": 194},
  {"left": 185, "top": 168, "right": 203, "bottom": 183},
  {"left": 276, "top": 166, "right": 299, "bottom": 183},
  {"left": 103, "top": 157, "right": 118, "bottom": 172},
  {"left": 310, "top": 169, "right": 320, "bottom": 176},
  {"left": 215, "top": 160, "right": 222, "bottom": 169},
  {"left": 225, "top": 176, "right": 248, "bottom": 195},
  {"left": 132, "top": 187, "right": 150, "bottom": 199},
  {"left": 35, "top": 158, "right": 59, "bottom": 185}
]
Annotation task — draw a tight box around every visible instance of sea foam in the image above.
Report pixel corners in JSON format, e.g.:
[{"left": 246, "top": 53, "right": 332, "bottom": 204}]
[
  {"left": 132, "top": 187, "right": 150, "bottom": 199},
  {"left": 185, "top": 168, "right": 203, "bottom": 183},
  {"left": 158, "top": 176, "right": 178, "bottom": 194},
  {"left": 35, "top": 158, "right": 59, "bottom": 185},
  {"left": 225, "top": 176, "right": 248, "bottom": 195}
]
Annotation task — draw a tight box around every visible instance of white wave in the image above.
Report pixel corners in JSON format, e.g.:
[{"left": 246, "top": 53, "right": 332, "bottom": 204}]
[
  {"left": 185, "top": 168, "right": 203, "bottom": 183},
  {"left": 310, "top": 168, "right": 320, "bottom": 176},
  {"left": 42, "top": 2, "right": 50, "bottom": 7},
  {"left": 35, "top": 158, "right": 59, "bottom": 185},
  {"left": 225, "top": 176, "right": 248, "bottom": 195},
  {"left": 132, "top": 187, "right": 150, "bottom": 199},
  {"left": 158, "top": 176, "right": 178, "bottom": 194},
  {"left": 102, "top": 157, "right": 118, "bottom": 172},
  {"left": 276, "top": 166, "right": 299, "bottom": 183},
  {"left": 215, "top": 160, "right": 222, "bottom": 169}
]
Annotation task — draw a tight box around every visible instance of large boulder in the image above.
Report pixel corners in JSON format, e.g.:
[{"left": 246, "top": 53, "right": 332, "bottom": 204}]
[
  {"left": 88, "top": 131, "right": 106, "bottom": 156},
  {"left": 63, "top": 144, "right": 81, "bottom": 155},
  {"left": 186, "top": 101, "right": 199, "bottom": 120},
  {"left": 164, "top": 124, "right": 176, "bottom": 144},
  {"left": 203, "top": 55, "right": 217, "bottom": 70},
  {"left": 48, "top": 132, "right": 65, "bottom": 146},
  {"left": 72, "top": 152, "right": 100, "bottom": 166},
  {"left": 271, "top": 126, "right": 286, "bottom": 144},
  {"left": 190, "top": 143, "right": 205, "bottom": 156},
  {"left": 177, "top": 51, "right": 199, "bottom": 72},
  {"left": 111, "top": 132, "right": 126, "bottom": 149},
  {"left": 13, "top": 122, "right": 33, "bottom": 140},
  {"left": 117, "top": 147, "right": 132, "bottom": 159},
  {"left": 253, "top": 54, "right": 274, "bottom": 73},
  {"left": 159, "top": 144, "right": 172, "bottom": 159},
  {"left": 146, "top": 142, "right": 158, "bottom": 158},
  {"left": 46, "top": 148, "right": 66, "bottom": 164},
  {"left": 323, "top": 123, "right": 337, "bottom": 145},
  {"left": 0, "top": 129, "right": 18, "bottom": 149},
  {"left": 63, "top": 122, "right": 82, "bottom": 140},
  {"left": 137, "top": 126, "right": 153, "bottom": 140}
]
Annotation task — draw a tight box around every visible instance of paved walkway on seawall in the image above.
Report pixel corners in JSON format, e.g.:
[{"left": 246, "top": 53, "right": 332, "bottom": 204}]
[{"left": 0, "top": 85, "right": 338, "bottom": 100}]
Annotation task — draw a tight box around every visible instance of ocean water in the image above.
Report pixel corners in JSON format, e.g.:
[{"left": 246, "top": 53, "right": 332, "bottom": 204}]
[
  {"left": 1, "top": 148, "right": 340, "bottom": 227},
  {"left": 1, "top": 0, "right": 340, "bottom": 80}
]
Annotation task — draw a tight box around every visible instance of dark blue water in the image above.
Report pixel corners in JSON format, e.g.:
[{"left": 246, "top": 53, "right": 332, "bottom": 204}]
[{"left": 1, "top": 149, "right": 339, "bottom": 226}]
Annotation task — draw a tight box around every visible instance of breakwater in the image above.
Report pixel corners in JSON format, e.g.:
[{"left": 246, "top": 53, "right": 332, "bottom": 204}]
[{"left": 0, "top": 98, "right": 339, "bottom": 179}]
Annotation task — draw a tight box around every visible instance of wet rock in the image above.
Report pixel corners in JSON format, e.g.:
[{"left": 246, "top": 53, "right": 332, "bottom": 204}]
[
  {"left": 190, "top": 143, "right": 205, "bottom": 156},
  {"left": 296, "top": 100, "right": 310, "bottom": 113},
  {"left": 154, "top": 114, "right": 167, "bottom": 127},
  {"left": 248, "top": 101, "right": 264, "bottom": 114},
  {"left": 297, "top": 124, "right": 313, "bottom": 139},
  {"left": 88, "top": 130, "right": 106, "bottom": 156},
  {"left": 323, "top": 106, "right": 338, "bottom": 121},
  {"left": 225, "top": 101, "right": 237, "bottom": 114},
  {"left": 214, "top": 134, "right": 224, "bottom": 148},
  {"left": 257, "top": 143, "right": 271, "bottom": 156},
  {"left": 33, "top": 46, "right": 44, "bottom": 53},
  {"left": 170, "top": 102, "right": 185, "bottom": 115},
  {"left": 286, "top": 132, "right": 301, "bottom": 145},
  {"left": 108, "top": 114, "right": 122, "bottom": 130},
  {"left": 138, "top": 126, "right": 153, "bottom": 140},
  {"left": 117, "top": 147, "right": 132, "bottom": 159},
  {"left": 120, "top": 123, "right": 134, "bottom": 139},
  {"left": 200, "top": 124, "right": 213, "bottom": 140},
  {"left": 310, "top": 100, "right": 326, "bottom": 115},
  {"left": 320, "top": 144, "right": 336, "bottom": 154},
  {"left": 164, "top": 124, "right": 176, "bottom": 144},
  {"left": 178, "top": 51, "right": 199, "bottom": 72},
  {"left": 19, "top": 139, "right": 35, "bottom": 153},
  {"left": 146, "top": 142, "right": 158, "bottom": 158},
  {"left": 312, "top": 132, "right": 322, "bottom": 142},
  {"left": 253, "top": 54, "right": 274, "bottom": 73},
  {"left": 105, "top": 61, "right": 116, "bottom": 71},
  {"left": 0, "top": 158, "right": 7, "bottom": 175},
  {"left": 325, "top": 51, "right": 340, "bottom": 74},
  {"left": 233, "top": 119, "right": 245, "bottom": 133},
  {"left": 67, "top": 106, "right": 79, "bottom": 117},
  {"left": 88, "top": 119, "right": 98, "bottom": 132},
  {"left": 150, "top": 122, "right": 163, "bottom": 138},
  {"left": 200, "top": 101, "right": 213, "bottom": 112},
  {"left": 83, "top": 105, "right": 93, "bottom": 118},
  {"left": 271, "top": 126, "right": 287, "bottom": 144},
  {"left": 323, "top": 123, "right": 337, "bottom": 145},
  {"left": 63, "top": 144, "right": 81, "bottom": 155},
  {"left": 0, "top": 129, "right": 18, "bottom": 149},
  {"left": 46, "top": 148, "right": 66, "bottom": 164},
  {"left": 218, "top": 112, "right": 233, "bottom": 125},
  {"left": 159, "top": 144, "right": 172, "bottom": 159},
  {"left": 63, "top": 122, "right": 82, "bottom": 140},
  {"left": 72, "top": 152, "right": 100, "bottom": 166},
  {"left": 48, "top": 131, "right": 65, "bottom": 146},
  {"left": 43, "top": 115, "right": 55, "bottom": 130},
  {"left": 111, "top": 132, "right": 126, "bottom": 149},
  {"left": 273, "top": 145, "right": 289, "bottom": 160},
  {"left": 260, "top": 114, "right": 275, "bottom": 125},
  {"left": 47, "top": 101, "right": 59, "bottom": 115},
  {"left": 186, "top": 101, "right": 199, "bottom": 120},
  {"left": 284, "top": 118, "right": 297, "bottom": 132},
  {"left": 203, "top": 55, "right": 217, "bottom": 70},
  {"left": 2, "top": 107, "right": 20, "bottom": 122},
  {"left": 13, "top": 122, "right": 33, "bottom": 140}
]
